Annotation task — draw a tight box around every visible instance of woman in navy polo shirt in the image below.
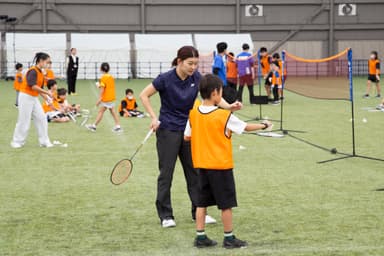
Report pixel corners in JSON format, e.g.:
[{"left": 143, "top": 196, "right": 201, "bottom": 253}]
[{"left": 140, "top": 46, "right": 242, "bottom": 228}]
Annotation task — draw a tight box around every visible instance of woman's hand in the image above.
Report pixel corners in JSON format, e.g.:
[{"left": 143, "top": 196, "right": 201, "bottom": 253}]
[{"left": 150, "top": 117, "right": 160, "bottom": 131}]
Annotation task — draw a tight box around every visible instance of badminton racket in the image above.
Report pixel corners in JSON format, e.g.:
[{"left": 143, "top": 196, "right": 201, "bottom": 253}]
[{"left": 110, "top": 128, "right": 154, "bottom": 185}]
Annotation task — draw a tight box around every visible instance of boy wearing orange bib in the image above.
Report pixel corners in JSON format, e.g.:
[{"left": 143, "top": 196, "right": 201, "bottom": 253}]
[
  {"left": 43, "top": 60, "right": 56, "bottom": 87},
  {"left": 270, "top": 60, "right": 283, "bottom": 104},
  {"left": 184, "top": 74, "right": 271, "bottom": 249},
  {"left": 42, "top": 80, "right": 69, "bottom": 123},
  {"left": 259, "top": 47, "right": 273, "bottom": 100},
  {"left": 13, "top": 63, "right": 23, "bottom": 107},
  {"left": 119, "top": 88, "right": 145, "bottom": 118},
  {"left": 85, "top": 62, "right": 121, "bottom": 133},
  {"left": 364, "top": 51, "right": 381, "bottom": 98}
]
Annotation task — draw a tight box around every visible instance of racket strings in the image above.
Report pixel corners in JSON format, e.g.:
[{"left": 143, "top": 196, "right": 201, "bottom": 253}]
[{"left": 111, "top": 159, "right": 133, "bottom": 185}]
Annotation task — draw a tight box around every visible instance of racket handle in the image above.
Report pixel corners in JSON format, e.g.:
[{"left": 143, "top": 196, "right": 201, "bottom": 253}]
[
  {"left": 142, "top": 129, "right": 154, "bottom": 144},
  {"left": 142, "top": 121, "right": 159, "bottom": 144}
]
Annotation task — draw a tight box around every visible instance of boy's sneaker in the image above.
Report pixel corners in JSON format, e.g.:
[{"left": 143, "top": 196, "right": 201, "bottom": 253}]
[
  {"left": 161, "top": 218, "right": 176, "bottom": 228},
  {"left": 376, "top": 105, "right": 384, "bottom": 111},
  {"left": 376, "top": 94, "right": 381, "bottom": 98},
  {"left": 112, "top": 126, "right": 123, "bottom": 133},
  {"left": 85, "top": 124, "right": 96, "bottom": 132},
  {"left": 223, "top": 236, "right": 248, "bottom": 249},
  {"left": 363, "top": 94, "right": 370, "bottom": 98},
  {"left": 194, "top": 236, "right": 217, "bottom": 248}
]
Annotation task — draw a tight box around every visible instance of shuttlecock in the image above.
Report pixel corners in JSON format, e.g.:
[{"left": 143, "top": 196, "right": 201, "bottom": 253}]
[
  {"left": 362, "top": 118, "right": 368, "bottom": 123},
  {"left": 61, "top": 143, "right": 68, "bottom": 148},
  {"left": 239, "top": 145, "right": 246, "bottom": 150}
]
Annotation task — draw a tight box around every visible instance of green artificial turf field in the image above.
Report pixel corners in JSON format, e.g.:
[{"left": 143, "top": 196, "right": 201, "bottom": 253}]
[{"left": 0, "top": 77, "right": 383, "bottom": 256}]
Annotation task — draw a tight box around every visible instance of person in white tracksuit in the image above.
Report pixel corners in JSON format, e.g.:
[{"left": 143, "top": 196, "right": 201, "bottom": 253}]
[{"left": 11, "top": 52, "right": 54, "bottom": 148}]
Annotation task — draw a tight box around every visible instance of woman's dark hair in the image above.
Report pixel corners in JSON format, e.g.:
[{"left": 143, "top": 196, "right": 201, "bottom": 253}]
[
  {"left": 101, "top": 62, "right": 110, "bottom": 72},
  {"left": 216, "top": 42, "right": 228, "bottom": 54},
  {"left": 172, "top": 46, "right": 199, "bottom": 67},
  {"left": 272, "top": 53, "right": 280, "bottom": 59},
  {"left": 371, "top": 51, "right": 378, "bottom": 60},
  {"left": 33, "top": 52, "right": 50, "bottom": 65},
  {"left": 125, "top": 88, "right": 134, "bottom": 95},
  {"left": 199, "top": 74, "right": 223, "bottom": 100},
  {"left": 15, "top": 62, "right": 23, "bottom": 70},
  {"left": 228, "top": 52, "right": 235, "bottom": 57}
]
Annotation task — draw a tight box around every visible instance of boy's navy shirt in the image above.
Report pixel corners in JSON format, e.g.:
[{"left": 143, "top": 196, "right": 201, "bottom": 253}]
[{"left": 153, "top": 68, "right": 201, "bottom": 131}]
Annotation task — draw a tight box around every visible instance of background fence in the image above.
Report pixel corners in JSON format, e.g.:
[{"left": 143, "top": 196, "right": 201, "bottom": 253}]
[{"left": 0, "top": 59, "right": 372, "bottom": 81}]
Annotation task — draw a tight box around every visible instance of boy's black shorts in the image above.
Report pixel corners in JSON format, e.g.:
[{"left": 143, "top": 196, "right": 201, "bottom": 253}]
[
  {"left": 197, "top": 169, "right": 237, "bottom": 210},
  {"left": 368, "top": 74, "right": 380, "bottom": 83},
  {"left": 264, "top": 72, "right": 273, "bottom": 86}
]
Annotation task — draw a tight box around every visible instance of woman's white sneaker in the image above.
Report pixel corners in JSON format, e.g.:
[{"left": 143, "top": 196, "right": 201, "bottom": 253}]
[
  {"left": 10, "top": 142, "right": 23, "bottom": 148},
  {"left": 161, "top": 218, "right": 176, "bottom": 228}
]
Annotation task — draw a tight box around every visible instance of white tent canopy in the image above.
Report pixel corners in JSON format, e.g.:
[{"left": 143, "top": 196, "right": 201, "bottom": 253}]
[
  {"left": 195, "top": 33, "right": 254, "bottom": 55},
  {"left": 3, "top": 33, "right": 252, "bottom": 78},
  {"left": 135, "top": 34, "right": 193, "bottom": 78},
  {"left": 194, "top": 33, "right": 253, "bottom": 74},
  {"left": 6, "top": 33, "right": 66, "bottom": 76},
  {"left": 71, "top": 33, "right": 131, "bottom": 79}
]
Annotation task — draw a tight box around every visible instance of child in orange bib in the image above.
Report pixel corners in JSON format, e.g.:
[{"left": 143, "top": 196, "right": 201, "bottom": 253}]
[
  {"left": 85, "top": 62, "right": 121, "bottom": 133},
  {"left": 13, "top": 63, "right": 23, "bottom": 107},
  {"left": 364, "top": 51, "right": 381, "bottom": 98},
  {"left": 42, "top": 80, "right": 70, "bottom": 123},
  {"left": 184, "top": 74, "right": 272, "bottom": 249},
  {"left": 119, "top": 88, "right": 145, "bottom": 118}
]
